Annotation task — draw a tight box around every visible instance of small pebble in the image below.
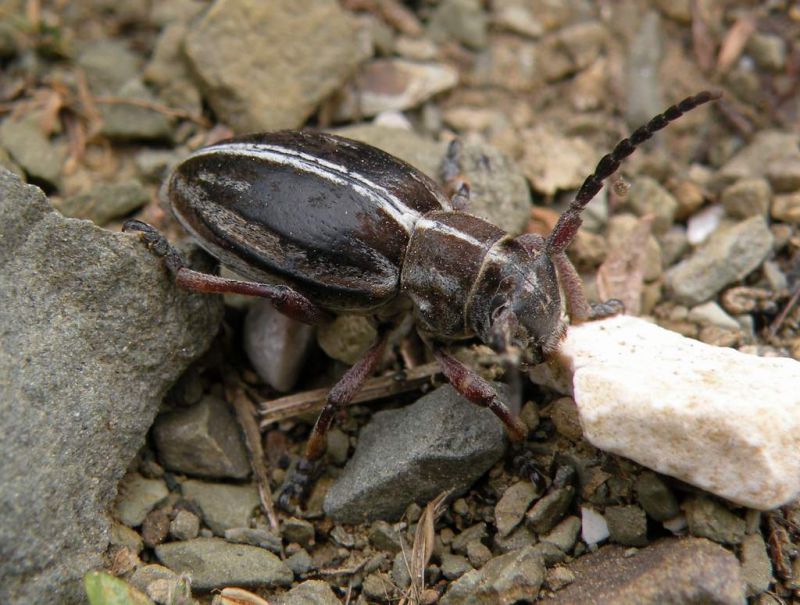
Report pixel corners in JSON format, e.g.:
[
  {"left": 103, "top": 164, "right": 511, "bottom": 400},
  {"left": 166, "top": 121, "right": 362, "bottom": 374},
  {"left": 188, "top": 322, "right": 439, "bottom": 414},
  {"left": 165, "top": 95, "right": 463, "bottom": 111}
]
[
  {"left": 169, "top": 509, "right": 200, "bottom": 541},
  {"left": 604, "top": 505, "right": 648, "bottom": 547},
  {"left": 581, "top": 506, "right": 609, "bottom": 546},
  {"left": 686, "top": 204, "right": 724, "bottom": 245},
  {"left": 541, "top": 515, "right": 582, "bottom": 553},
  {"left": 683, "top": 497, "right": 745, "bottom": 545},
  {"left": 224, "top": 527, "right": 282, "bottom": 553},
  {"left": 114, "top": 473, "right": 169, "bottom": 528},
  {"left": 141, "top": 508, "right": 171, "bottom": 548},
  {"left": 494, "top": 480, "right": 539, "bottom": 538},
  {"left": 771, "top": 192, "right": 800, "bottom": 224},
  {"left": 739, "top": 533, "right": 773, "bottom": 596},
  {"left": 285, "top": 548, "right": 315, "bottom": 577},
  {"left": 466, "top": 539, "right": 492, "bottom": 568},
  {"left": 451, "top": 523, "right": 488, "bottom": 555},
  {"left": 282, "top": 517, "right": 315, "bottom": 548},
  {"left": 441, "top": 553, "right": 473, "bottom": 580},
  {"left": 526, "top": 487, "right": 575, "bottom": 534},
  {"left": 635, "top": 473, "right": 680, "bottom": 522}
]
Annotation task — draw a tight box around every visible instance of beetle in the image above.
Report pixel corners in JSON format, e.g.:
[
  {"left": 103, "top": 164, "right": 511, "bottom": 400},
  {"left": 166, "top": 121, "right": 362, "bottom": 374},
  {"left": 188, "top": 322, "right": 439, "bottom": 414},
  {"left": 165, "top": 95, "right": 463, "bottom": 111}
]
[{"left": 124, "top": 91, "right": 719, "bottom": 505}]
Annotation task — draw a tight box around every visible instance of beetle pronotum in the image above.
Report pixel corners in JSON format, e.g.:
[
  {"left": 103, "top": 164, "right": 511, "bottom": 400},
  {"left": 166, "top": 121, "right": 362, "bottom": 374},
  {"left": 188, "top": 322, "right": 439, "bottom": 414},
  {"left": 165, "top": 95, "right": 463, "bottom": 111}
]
[{"left": 125, "top": 91, "right": 720, "bottom": 504}]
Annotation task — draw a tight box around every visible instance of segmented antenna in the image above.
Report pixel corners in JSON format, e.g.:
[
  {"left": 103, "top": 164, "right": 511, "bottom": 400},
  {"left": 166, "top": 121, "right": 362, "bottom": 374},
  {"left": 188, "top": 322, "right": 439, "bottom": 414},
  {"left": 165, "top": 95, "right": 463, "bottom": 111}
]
[{"left": 546, "top": 90, "right": 721, "bottom": 255}]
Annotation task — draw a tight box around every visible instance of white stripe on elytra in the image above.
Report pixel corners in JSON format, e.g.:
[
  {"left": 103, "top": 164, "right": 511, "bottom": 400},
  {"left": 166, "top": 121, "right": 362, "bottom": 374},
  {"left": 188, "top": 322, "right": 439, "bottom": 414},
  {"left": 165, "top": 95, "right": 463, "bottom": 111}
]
[
  {"left": 414, "top": 217, "right": 484, "bottom": 248},
  {"left": 191, "top": 142, "right": 421, "bottom": 233}
]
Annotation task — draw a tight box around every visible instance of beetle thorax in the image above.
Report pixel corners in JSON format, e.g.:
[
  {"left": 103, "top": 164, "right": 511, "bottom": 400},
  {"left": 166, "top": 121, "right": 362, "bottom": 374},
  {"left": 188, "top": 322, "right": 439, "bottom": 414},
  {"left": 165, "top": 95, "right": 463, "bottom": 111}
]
[{"left": 400, "top": 212, "right": 563, "bottom": 360}]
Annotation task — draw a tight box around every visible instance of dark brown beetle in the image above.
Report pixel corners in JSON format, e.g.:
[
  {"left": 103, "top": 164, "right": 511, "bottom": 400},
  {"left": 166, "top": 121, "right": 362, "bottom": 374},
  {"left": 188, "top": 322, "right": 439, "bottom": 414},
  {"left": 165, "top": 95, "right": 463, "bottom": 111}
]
[{"left": 125, "top": 91, "right": 719, "bottom": 504}]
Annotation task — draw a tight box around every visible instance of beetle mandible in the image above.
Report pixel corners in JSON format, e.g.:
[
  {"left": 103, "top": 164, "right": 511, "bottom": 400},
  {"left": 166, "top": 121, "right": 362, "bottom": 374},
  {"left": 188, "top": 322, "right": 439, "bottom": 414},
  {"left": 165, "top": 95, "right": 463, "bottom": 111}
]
[{"left": 124, "top": 91, "right": 719, "bottom": 505}]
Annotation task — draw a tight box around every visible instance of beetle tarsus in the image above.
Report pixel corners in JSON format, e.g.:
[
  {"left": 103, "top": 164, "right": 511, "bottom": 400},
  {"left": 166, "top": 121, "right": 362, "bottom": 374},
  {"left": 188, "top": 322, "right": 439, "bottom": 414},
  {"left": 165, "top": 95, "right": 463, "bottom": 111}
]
[
  {"left": 123, "top": 219, "right": 186, "bottom": 275},
  {"left": 277, "top": 457, "right": 322, "bottom": 511}
]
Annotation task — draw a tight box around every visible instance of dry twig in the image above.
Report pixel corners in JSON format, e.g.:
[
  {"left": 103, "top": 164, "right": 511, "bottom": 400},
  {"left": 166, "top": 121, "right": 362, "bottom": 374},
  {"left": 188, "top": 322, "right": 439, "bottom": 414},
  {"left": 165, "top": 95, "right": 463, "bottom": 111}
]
[
  {"left": 259, "top": 362, "right": 442, "bottom": 427},
  {"left": 226, "top": 379, "right": 280, "bottom": 530},
  {"left": 400, "top": 490, "right": 451, "bottom": 605}
]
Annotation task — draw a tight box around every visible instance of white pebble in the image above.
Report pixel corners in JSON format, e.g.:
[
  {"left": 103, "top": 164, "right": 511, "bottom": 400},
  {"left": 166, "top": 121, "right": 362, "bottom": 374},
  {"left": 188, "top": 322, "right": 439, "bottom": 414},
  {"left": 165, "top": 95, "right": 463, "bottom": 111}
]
[
  {"left": 662, "top": 514, "right": 687, "bottom": 534},
  {"left": 538, "top": 315, "right": 800, "bottom": 510},
  {"left": 581, "top": 506, "right": 609, "bottom": 546},
  {"left": 686, "top": 204, "right": 724, "bottom": 245}
]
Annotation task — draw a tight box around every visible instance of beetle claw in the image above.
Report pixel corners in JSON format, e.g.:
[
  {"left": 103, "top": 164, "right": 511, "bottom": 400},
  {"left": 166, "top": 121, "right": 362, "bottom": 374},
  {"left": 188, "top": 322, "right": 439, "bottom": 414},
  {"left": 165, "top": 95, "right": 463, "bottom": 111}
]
[{"left": 276, "top": 457, "right": 322, "bottom": 512}]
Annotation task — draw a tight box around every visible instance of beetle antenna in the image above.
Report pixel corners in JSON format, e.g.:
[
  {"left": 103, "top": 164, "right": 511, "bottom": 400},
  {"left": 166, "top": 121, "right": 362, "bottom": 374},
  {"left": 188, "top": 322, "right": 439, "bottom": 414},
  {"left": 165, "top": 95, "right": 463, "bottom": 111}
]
[{"left": 546, "top": 90, "right": 721, "bottom": 255}]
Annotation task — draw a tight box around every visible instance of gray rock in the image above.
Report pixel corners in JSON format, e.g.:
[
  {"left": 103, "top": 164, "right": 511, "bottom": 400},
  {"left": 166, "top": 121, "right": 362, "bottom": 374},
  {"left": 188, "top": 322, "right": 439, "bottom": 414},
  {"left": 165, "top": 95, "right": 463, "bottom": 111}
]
[
  {"left": 772, "top": 192, "right": 800, "bottom": 225},
  {"left": 605, "top": 505, "right": 648, "bottom": 547},
  {"left": 109, "top": 522, "right": 144, "bottom": 554},
  {"left": 155, "top": 537, "right": 292, "bottom": 591},
  {"left": 441, "top": 545, "right": 545, "bottom": 605},
  {"left": 452, "top": 523, "right": 488, "bottom": 555},
  {"left": 456, "top": 142, "right": 531, "bottom": 236},
  {"left": 144, "top": 23, "right": 203, "bottom": 114},
  {"left": 334, "top": 59, "right": 458, "bottom": 120},
  {"left": 326, "top": 427, "right": 350, "bottom": 466},
  {"left": 0, "top": 112, "right": 65, "bottom": 186},
  {"left": 129, "top": 564, "right": 178, "bottom": 598},
  {"left": 626, "top": 176, "right": 678, "bottom": 234},
  {"left": 153, "top": 395, "right": 250, "bottom": 480},
  {"left": 282, "top": 517, "right": 315, "bottom": 548},
  {"left": 58, "top": 180, "right": 150, "bottom": 226},
  {"left": 169, "top": 509, "right": 200, "bottom": 541},
  {"left": 739, "top": 533, "right": 772, "bottom": 596},
  {"left": 99, "top": 78, "right": 173, "bottom": 141},
  {"left": 683, "top": 496, "right": 746, "bottom": 545},
  {"left": 273, "top": 580, "right": 340, "bottom": 605},
  {"left": 285, "top": 548, "right": 314, "bottom": 577},
  {"left": 766, "top": 158, "right": 800, "bottom": 193},
  {"left": 532, "top": 541, "right": 568, "bottom": 566},
  {"left": 114, "top": 473, "right": 169, "bottom": 527},
  {"left": 664, "top": 216, "right": 773, "bottom": 306},
  {"left": 428, "top": 0, "right": 488, "bottom": 49},
  {"left": 721, "top": 178, "right": 771, "bottom": 219},
  {"left": 368, "top": 520, "right": 404, "bottom": 553},
  {"left": 441, "top": 553, "right": 473, "bottom": 580},
  {"left": 467, "top": 540, "right": 493, "bottom": 568},
  {"left": 244, "top": 300, "right": 315, "bottom": 392},
  {"left": 324, "top": 385, "right": 507, "bottom": 522},
  {"left": 181, "top": 480, "right": 259, "bottom": 535},
  {"left": 185, "top": 0, "right": 362, "bottom": 132},
  {"left": 224, "top": 527, "right": 282, "bottom": 554},
  {"left": 540, "top": 516, "right": 581, "bottom": 553},
  {"left": 550, "top": 397, "right": 583, "bottom": 440},
  {"left": 77, "top": 39, "right": 141, "bottom": 94},
  {"left": 0, "top": 170, "right": 221, "bottom": 604},
  {"left": 334, "top": 125, "right": 445, "bottom": 180},
  {"left": 635, "top": 473, "right": 680, "bottom": 522},
  {"left": 493, "top": 524, "right": 537, "bottom": 553},
  {"left": 495, "top": 480, "right": 539, "bottom": 538},
  {"left": 717, "top": 131, "right": 800, "bottom": 187},
  {"left": 316, "top": 314, "right": 377, "bottom": 365},
  {"left": 526, "top": 486, "right": 575, "bottom": 534},
  {"left": 544, "top": 538, "right": 745, "bottom": 605},
  {"left": 391, "top": 552, "right": 411, "bottom": 589},
  {"left": 746, "top": 33, "right": 786, "bottom": 72}
]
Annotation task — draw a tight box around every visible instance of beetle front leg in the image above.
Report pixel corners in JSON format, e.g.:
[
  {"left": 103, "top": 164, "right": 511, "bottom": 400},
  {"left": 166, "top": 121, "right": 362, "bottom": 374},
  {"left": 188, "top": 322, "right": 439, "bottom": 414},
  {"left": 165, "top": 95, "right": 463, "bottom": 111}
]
[
  {"left": 433, "top": 348, "right": 528, "bottom": 442},
  {"left": 277, "top": 330, "right": 390, "bottom": 509},
  {"left": 551, "top": 251, "right": 623, "bottom": 323},
  {"left": 123, "top": 220, "right": 331, "bottom": 325}
]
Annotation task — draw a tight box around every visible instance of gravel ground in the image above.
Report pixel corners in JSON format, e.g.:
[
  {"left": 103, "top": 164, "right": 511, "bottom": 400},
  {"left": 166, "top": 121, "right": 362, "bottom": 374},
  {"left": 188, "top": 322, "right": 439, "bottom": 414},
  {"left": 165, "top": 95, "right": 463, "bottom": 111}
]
[{"left": 2, "top": 1, "right": 800, "bottom": 604}]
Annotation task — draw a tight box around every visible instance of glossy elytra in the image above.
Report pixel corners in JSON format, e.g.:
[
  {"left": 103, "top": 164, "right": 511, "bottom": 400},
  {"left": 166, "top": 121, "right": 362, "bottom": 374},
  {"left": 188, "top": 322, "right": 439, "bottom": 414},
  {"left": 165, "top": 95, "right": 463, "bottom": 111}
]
[{"left": 124, "top": 91, "right": 720, "bottom": 506}]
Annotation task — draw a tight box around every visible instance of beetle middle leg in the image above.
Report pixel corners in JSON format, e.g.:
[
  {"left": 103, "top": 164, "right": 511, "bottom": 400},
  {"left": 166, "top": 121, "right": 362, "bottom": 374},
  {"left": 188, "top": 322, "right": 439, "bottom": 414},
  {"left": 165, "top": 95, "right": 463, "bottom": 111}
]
[
  {"left": 433, "top": 348, "right": 528, "bottom": 442},
  {"left": 277, "top": 329, "right": 390, "bottom": 509},
  {"left": 123, "top": 219, "right": 331, "bottom": 325}
]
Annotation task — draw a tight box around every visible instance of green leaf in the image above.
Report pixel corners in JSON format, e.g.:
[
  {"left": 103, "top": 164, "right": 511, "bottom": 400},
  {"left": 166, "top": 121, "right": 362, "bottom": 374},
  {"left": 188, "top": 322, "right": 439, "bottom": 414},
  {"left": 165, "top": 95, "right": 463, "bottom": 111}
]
[{"left": 84, "top": 571, "right": 155, "bottom": 605}]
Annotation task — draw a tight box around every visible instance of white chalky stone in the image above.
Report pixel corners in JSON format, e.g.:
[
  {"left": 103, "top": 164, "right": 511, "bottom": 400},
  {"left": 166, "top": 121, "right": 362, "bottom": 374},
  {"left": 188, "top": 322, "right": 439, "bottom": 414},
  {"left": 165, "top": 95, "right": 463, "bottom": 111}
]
[{"left": 545, "top": 315, "right": 800, "bottom": 510}]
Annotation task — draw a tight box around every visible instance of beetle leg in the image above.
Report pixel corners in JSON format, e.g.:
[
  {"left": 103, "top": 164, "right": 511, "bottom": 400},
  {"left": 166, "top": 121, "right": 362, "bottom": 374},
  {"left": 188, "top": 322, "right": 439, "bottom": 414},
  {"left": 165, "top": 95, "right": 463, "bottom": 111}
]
[
  {"left": 441, "top": 139, "right": 471, "bottom": 212},
  {"left": 278, "top": 330, "right": 390, "bottom": 509},
  {"left": 123, "top": 219, "right": 331, "bottom": 325},
  {"left": 550, "top": 251, "right": 624, "bottom": 324},
  {"left": 433, "top": 348, "right": 528, "bottom": 442}
]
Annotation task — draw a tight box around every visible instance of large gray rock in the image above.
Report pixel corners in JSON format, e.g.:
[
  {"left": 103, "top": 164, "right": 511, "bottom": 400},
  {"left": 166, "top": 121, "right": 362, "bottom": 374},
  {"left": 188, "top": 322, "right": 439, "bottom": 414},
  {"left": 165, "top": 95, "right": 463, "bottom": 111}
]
[
  {"left": 0, "top": 170, "right": 222, "bottom": 604},
  {"left": 185, "top": 0, "right": 362, "bottom": 132},
  {"left": 542, "top": 538, "right": 745, "bottom": 604},
  {"left": 155, "top": 538, "right": 292, "bottom": 591},
  {"left": 324, "top": 384, "right": 508, "bottom": 523}
]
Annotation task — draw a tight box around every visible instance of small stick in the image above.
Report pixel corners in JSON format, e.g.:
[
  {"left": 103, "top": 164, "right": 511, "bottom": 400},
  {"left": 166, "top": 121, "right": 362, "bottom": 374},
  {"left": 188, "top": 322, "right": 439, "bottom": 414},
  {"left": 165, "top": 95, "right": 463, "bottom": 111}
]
[
  {"left": 226, "top": 379, "right": 280, "bottom": 530},
  {"left": 769, "top": 284, "right": 800, "bottom": 338},
  {"left": 259, "top": 362, "right": 442, "bottom": 428}
]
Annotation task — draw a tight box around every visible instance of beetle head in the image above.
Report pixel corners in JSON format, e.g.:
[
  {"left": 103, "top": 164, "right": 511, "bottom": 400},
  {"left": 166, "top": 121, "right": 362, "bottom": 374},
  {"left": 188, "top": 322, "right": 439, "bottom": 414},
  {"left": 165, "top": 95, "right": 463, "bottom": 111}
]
[{"left": 470, "top": 235, "right": 565, "bottom": 364}]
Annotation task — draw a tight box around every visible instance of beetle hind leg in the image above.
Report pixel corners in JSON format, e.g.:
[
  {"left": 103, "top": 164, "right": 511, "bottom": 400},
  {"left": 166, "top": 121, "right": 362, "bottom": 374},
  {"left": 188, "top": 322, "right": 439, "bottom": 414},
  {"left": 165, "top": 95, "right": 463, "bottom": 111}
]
[
  {"left": 277, "top": 330, "right": 390, "bottom": 510},
  {"left": 123, "top": 219, "right": 331, "bottom": 325}
]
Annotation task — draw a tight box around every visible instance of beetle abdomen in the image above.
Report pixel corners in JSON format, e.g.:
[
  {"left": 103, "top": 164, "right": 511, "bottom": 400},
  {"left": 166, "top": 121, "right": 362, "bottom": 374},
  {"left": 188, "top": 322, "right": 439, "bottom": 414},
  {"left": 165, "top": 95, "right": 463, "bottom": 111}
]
[{"left": 169, "top": 131, "right": 450, "bottom": 311}]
